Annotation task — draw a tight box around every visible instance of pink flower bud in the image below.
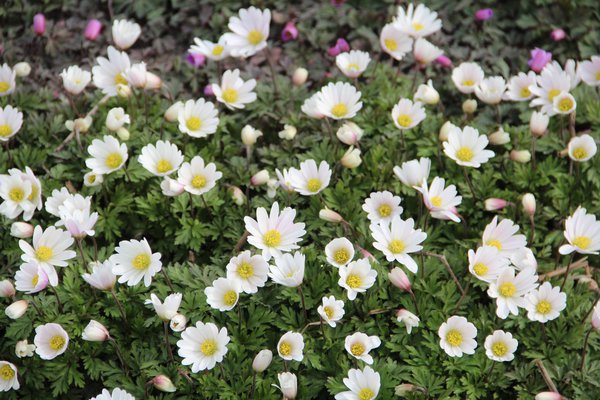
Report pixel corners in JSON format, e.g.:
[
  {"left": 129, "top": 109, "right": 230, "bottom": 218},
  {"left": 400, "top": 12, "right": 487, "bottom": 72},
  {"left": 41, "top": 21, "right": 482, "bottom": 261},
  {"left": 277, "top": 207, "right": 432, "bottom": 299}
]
[
  {"left": 250, "top": 170, "right": 270, "bottom": 186},
  {"left": 336, "top": 38, "right": 350, "bottom": 53},
  {"left": 0, "top": 280, "right": 16, "bottom": 298},
  {"left": 82, "top": 320, "right": 110, "bottom": 341},
  {"left": 186, "top": 52, "right": 206, "bottom": 68},
  {"left": 84, "top": 19, "right": 102, "bottom": 41},
  {"left": 484, "top": 198, "right": 509, "bottom": 211},
  {"left": 522, "top": 193, "right": 536, "bottom": 216},
  {"left": 535, "top": 392, "right": 562, "bottom": 400},
  {"left": 144, "top": 72, "right": 162, "bottom": 90},
  {"left": 204, "top": 84, "right": 214, "bottom": 97},
  {"left": 5, "top": 300, "right": 28, "bottom": 319},
  {"left": 435, "top": 55, "right": 452, "bottom": 68},
  {"left": 281, "top": 21, "right": 298, "bottom": 42},
  {"left": 319, "top": 208, "right": 343, "bottom": 223},
  {"left": 528, "top": 48, "right": 552, "bottom": 73},
  {"left": 550, "top": 29, "right": 566, "bottom": 42},
  {"left": 151, "top": 375, "right": 176, "bottom": 392},
  {"left": 33, "top": 14, "right": 46, "bottom": 36},
  {"left": 510, "top": 149, "right": 531, "bottom": 163},
  {"left": 359, "top": 247, "right": 374, "bottom": 261},
  {"left": 10, "top": 222, "right": 34, "bottom": 238},
  {"left": 475, "top": 9, "right": 494, "bottom": 21},
  {"left": 388, "top": 267, "right": 411, "bottom": 292},
  {"left": 592, "top": 303, "right": 600, "bottom": 330},
  {"left": 327, "top": 45, "right": 341, "bottom": 57}
]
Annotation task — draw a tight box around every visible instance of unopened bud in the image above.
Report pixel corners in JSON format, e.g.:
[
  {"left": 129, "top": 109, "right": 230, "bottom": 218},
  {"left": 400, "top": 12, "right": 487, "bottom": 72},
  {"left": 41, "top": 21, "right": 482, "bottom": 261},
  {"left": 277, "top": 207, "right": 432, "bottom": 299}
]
[
  {"left": 116, "top": 127, "right": 130, "bottom": 141},
  {"left": 251, "top": 170, "right": 270, "bottom": 186},
  {"left": 319, "top": 208, "right": 343, "bottom": 223},
  {"left": 252, "top": 349, "right": 273, "bottom": 372},
  {"left": 395, "top": 384, "right": 418, "bottom": 396},
  {"left": 488, "top": 127, "right": 510, "bottom": 145},
  {"left": 170, "top": 313, "right": 188, "bottom": 332},
  {"left": 279, "top": 124, "right": 297, "bottom": 140},
  {"left": 341, "top": 147, "right": 362, "bottom": 168},
  {"left": 165, "top": 101, "right": 183, "bottom": 122},
  {"left": 439, "top": 121, "right": 457, "bottom": 142},
  {"left": 241, "top": 125, "right": 263, "bottom": 145},
  {"left": 0, "top": 280, "right": 16, "bottom": 297},
  {"left": 414, "top": 80, "right": 439, "bottom": 105},
  {"left": 145, "top": 72, "right": 162, "bottom": 90},
  {"left": 10, "top": 222, "right": 34, "bottom": 238},
  {"left": 116, "top": 84, "right": 132, "bottom": 98},
  {"left": 462, "top": 99, "right": 477, "bottom": 114},
  {"left": 151, "top": 375, "right": 176, "bottom": 392},
  {"left": 522, "top": 193, "right": 536, "bottom": 216},
  {"left": 15, "top": 339, "right": 36, "bottom": 358},
  {"left": 530, "top": 111, "right": 549, "bottom": 137},
  {"left": 292, "top": 68, "right": 308, "bottom": 86},
  {"left": 388, "top": 267, "right": 411, "bottom": 292},
  {"left": 510, "top": 149, "right": 531, "bottom": 163},
  {"left": 228, "top": 186, "right": 246, "bottom": 206},
  {"left": 5, "top": 300, "right": 28, "bottom": 319},
  {"left": 485, "top": 198, "right": 509, "bottom": 211},
  {"left": 14, "top": 62, "right": 31, "bottom": 77},
  {"left": 535, "top": 392, "right": 563, "bottom": 400},
  {"left": 336, "top": 122, "right": 362, "bottom": 145},
  {"left": 82, "top": 320, "right": 110, "bottom": 341}
]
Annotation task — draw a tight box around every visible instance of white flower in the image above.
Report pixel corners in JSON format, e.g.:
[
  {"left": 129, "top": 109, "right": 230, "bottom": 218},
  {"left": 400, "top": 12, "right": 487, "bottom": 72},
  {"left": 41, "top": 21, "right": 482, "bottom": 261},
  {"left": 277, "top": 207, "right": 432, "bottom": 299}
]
[
  {"left": 467, "top": 246, "right": 509, "bottom": 283},
  {"left": 484, "top": 330, "right": 518, "bottom": 362},
  {"left": 414, "top": 79, "right": 439, "bottom": 105},
  {"left": 488, "top": 267, "right": 539, "bottom": 319},
  {"left": 510, "top": 247, "right": 538, "bottom": 271},
  {"left": 252, "top": 349, "right": 273, "bottom": 372},
  {"left": 123, "top": 62, "right": 147, "bottom": 88},
  {"left": 105, "top": 107, "right": 130, "bottom": 131},
  {"left": 177, "top": 321, "right": 229, "bottom": 372},
  {"left": 567, "top": 134, "right": 597, "bottom": 162},
  {"left": 559, "top": 207, "right": 600, "bottom": 255},
  {"left": 0, "top": 105, "right": 23, "bottom": 141},
  {"left": 548, "top": 59, "right": 580, "bottom": 89},
  {"left": 90, "top": 388, "right": 135, "bottom": 400},
  {"left": 112, "top": 19, "right": 141, "bottom": 50},
  {"left": 177, "top": 156, "right": 222, "bottom": 195},
  {"left": 393, "top": 157, "right": 431, "bottom": 188},
  {"left": 0, "top": 361, "right": 19, "bottom": 392},
  {"left": 362, "top": 191, "right": 403, "bottom": 224},
  {"left": 268, "top": 251, "right": 305, "bottom": 288},
  {"left": 5, "top": 300, "right": 28, "bottom": 319},
  {"left": 530, "top": 111, "right": 550, "bottom": 137},
  {"left": 341, "top": 147, "right": 362, "bottom": 169},
  {"left": 277, "top": 331, "right": 304, "bottom": 362},
  {"left": 301, "top": 93, "right": 325, "bottom": 119},
  {"left": 475, "top": 76, "right": 506, "bottom": 105},
  {"left": 552, "top": 91, "right": 576, "bottom": 114},
  {"left": 0, "top": 170, "right": 35, "bottom": 220},
  {"left": 318, "top": 296, "right": 345, "bottom": 327},
  {"left": 488, "top": 126, "right": 510, "bottom": 145},
  {"left": 443, "top": 125, "right": 495, "bottom": 167},
  {"left": 380, "top": 23, "right": 413, "bottom": 61},
  {"left": 505, "top": 71, "right": 537, "bottom": 101},
  {"left": 391, "top": 98, "right": 426, "bottom": 130},
  {"left": 416, "top": 176, "right": 462, "bottom": 222},
  {"left": 92, "top": 46, "right": 131, "bottom": 96},
  {"left": 84, "top": 171, "right": 104, "bottom": 187},
  {"left": 275, "top": 372, "right": 297, "bottom": 399},
  {"left": 394, "top": 3, "right": 441, "bottom": 38},
  {"left": 12, "top": 167, "right": 43, "bottom": 220},
  {"left": 241, "top": 124, "right": 263, "bottom": 145},
  {"left": 60, "top": 65, "right": 91, "bottom": 95},
  {"left": 529, "top": 67, "right": 571, "bottom": 116},
  {"left": 34, "top": 323, "right": 69, "bottom": 360},
  {"left": 578, "top": 55, "right": 600, "bottom": 86},
  {"left": 138, "top": 140, "right": 183, "bottom": 177},
  {"left": 336, "top": 50, "right": 371, "bottom": 78},
  {"left": 482, "top": 216, "right": 527, "bottom": 257},
  {"left": 315, "top": 82, "right": 362, "bottom": 120},
  {"left": 15, "top": 340, "right": 35, "bottom": 358},
  {"left": 395, "top": 309, "right": 420, "bottom": 334},
  {"left": 82, "top": 260, "right": 116, "bottom": 291},
  {"left": 244, "top": 202, "right": 306, "bottom": 261},
  {"left": 212, "top": 69, "right": 257, "bottom": 110},
  {"left": 275, "top": 169, "right": 294, "bottom": 192},
  {"left": 161, "top": 177, "right": 185, "bottom": 197},
  {"left": 438, "top": 315, "right": 477, "bottom": 357},
  {"left": 338, "top": 258, "right": 378, "bottom": 300},
  {"left": 58, "top": 198, "right": 99, "bottom": 239},
  {"left": 278, "top": 124, "right": 297, "bottom": 140},
  {"left": 525, "top": 282, "right": 567, "bottom": 323},
  {"left": 288, "top": 159, "right": 331, "bottom": 196},
  {"left": 452, "top": 62, "right": 485, "bottom": 94},
  {"left": 170, "top": 313, "right": 188, "bottom": 332},
  {"left": 413, "top": 38, "right": 442, "bottom": 65},
  {"left": 226, "top": 250, "right": 269, "bottom": 294},
  {"left": 370, "top": 216, "right": 426, "bottom": 273},
  {"left": 14, "top": 262, "right": 48, "bottom": 294},
  {"left": 146, "top": 293, "right": 182, "bottom": 320},
  {"left": 335, "top": 366, "right": 381, "bottom": 400},
  {"left": 222, "top": 7, "right": 270, "bottom": 57},
  {"left": 82, "top": 320, "right": 110, "bottom": 342},
  {"left": 177, "top": 98, "right": 219, "bottom": 138},
  {"left": 190, "top": 36, "right": 229, "bottom": 61},
  {"left": 205, "top": 278, "right": 241, "bottom": 311},
  {"left": 110, "top": 238, "right": 162, "bottom": 287},
  {"left": 325, "top": 237, "right": 355, "bottom": 268},
  {"left": 336, "top": 122, "right": 363, "bottom": 145},
  {"left": 86, "top": 135, "right": 128, "bottom": 175},
  {"left": 0, "top": 63, "right": 16, "bottom": 96},
  {"left": 345, "top": 332, "right": 381, "bottom": 364}
]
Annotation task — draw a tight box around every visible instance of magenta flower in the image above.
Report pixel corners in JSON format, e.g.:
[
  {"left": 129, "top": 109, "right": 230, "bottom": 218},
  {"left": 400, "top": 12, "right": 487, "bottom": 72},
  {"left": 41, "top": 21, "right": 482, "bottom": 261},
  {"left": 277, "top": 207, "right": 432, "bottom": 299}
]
[
  {"left": 186, "top": 52, "right": 206, "bottom": 68},
  {"left": 33, "top": 13, "right": 46, "bottom": 36},
  {"left": 84, "top": 19, "right": 102, "bottom": 41},
  {"left": 474, "top": 8, "right": 494, "bottom": 21},
  {"left": 528, "top": 48, "right": 552, "bottom": 73},
  {"left": 550, "top": 28, "right": 566, "bottom": 41},
  {"left": 203, "top": 84, "right": 215, "bottom": 97},
  {"left": 281, "top": 21, "right": 298, "bottom": 42},
  {"left": 330, "top": 0, "right": 346, "bottom": 6},
  {"left": 327, "top": 38, "right": 350, "bottom": 57},
  {"left": 435, "top": 55, "right": 452, "bottom": 68}
]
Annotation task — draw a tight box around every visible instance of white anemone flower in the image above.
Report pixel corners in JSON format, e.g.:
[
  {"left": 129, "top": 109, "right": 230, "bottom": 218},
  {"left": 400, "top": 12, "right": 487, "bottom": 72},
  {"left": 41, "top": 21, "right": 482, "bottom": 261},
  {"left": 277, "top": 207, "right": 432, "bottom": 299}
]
[
  {"left": 34, "top": 323, "right": 69, "bottom": 360},
  {"left": 395, "top": 309, "right": 420, "bottom": 334},
  {"left": 391, "top": 98, "right": 426, "bottom": 130},
  {"left": 0, "top": 105, "right": 23, "bottom": 141},
  {"left": 268, "top": 251, "right": 305, "bottom": 288},
  {"left": 92, "top": 46, "right": 131, "bottom": 96},
  {"left": 83, "top": 171, "right": 103, "bottom": 187},
  {"left": 315, "top": 82, "right": 362, "bottom": 120},
  {"left": 287, "top": 159, "right": 331, "bottom": 196},
  {"left": 413, "top": 38, "right": 443, "bottom": 65},
  {"left": 468, "top": 246, "right": 509, "bottom": 283},
  {"left": 474, "top": 76, "right": 506, "bottom": 105},
  {"left": 552, "top": 91, "right": 576, "bottom": 115},
  {"left": 301, "top": 93, "right": 325, "bottom": 119},
  {"left": 335, "top": 366, "right": 381, "bottom": 400},
  {"left": 370, "top": 216, "right": 426, "bottom": 273},
  {"left": 82, "top": 260, "right": 116, "bottom": 291},
  {"left": 336, "top": 50, "right": 371, "bottom": 78},
  {"left": 567, "top": 134, "right": 597, "bottom": 162},
  {"left": 277, "top": 331, "right": 304, "bottom": 362},
  {"left": 90, "top": 388, "right": 135, "bottom": 400},
  {"left": 0, "top": 361, "right": 19, "bottom": 392},
  {"left": 0, "top": 170, "right": 34, "bottom": 221},
  {"left": 146, "top": 293, "right": 182, "bottom": 321},
  {"left": 505, "top": 71, "right": 537, "bottom": 101},
  {"left": 416, "top": 176, "right": 462, "bottom": 222},
  {"left": 325, "top": 237, "right": 355, "bottom": 268},
  {"left": 525, "top": 282, "right": 567, "bottom": 323},
  {"left": 222, "top": 7, "right": 270, "bottom": 57},
  {"left": 362, "top": 191, "right": 403, "bottom": 224},
  {"left": 438, "top": 315, "right": 477, "bottom": 357},
  {"left": 578, "top": 56, "right": 600, "bottom": 86},
  {"left": 529, "top": 68, "right": 571, "bottom": 115},
  {"left": 380, "top": 23, "right": 413, "bottom": 61},
  {"left": 318, "top": 296, "right": 345, "bottom": 327},
  {"left": 177, "top": 98, "right": 220, "bottom": 138},
  {"left": 558, "top": 206, "right": 600, "bottom": 255},
  {"left": 112, "top": 20, "right": 141, "bottom": 50},
  {"left": 338, "top": 258, "right": 378, "bottom": 300},
  {"left": 15, "top": 262, "right": 48, "bottom": 294},
  {"left": 226, "top": 250, "right": 269, "bottom": 294},
  {"left": 205, "top": 278, "right": 241, "bottom": 311},
  {"left": 443, "top": 125, "right": 495, "bottom": 167},
  {"left": 190, "top": 36, "right": 230, "bottom": 61},
  {"left": 452, "top": 62, "right": 484, "bottom": 94},
  {"left": 482, "top": 216, "right": 527, "bottom": 257},
  {"left": 344, "top": 332, "right": 381, "bottom": 364},
  {"left": 110, "top": 238, "right": 162, "bottom": 287},
  {"left": 484, "top": 330, "right": 518, "bottom": 362},
  {"left": 85, "top": 135, "right": 128, "bottom": 175},
  {"left": 58, "top": 198, "right": 99, "bottom": 239},
  {"left": 138, "top": 140, "right": 183, "bottom": 177},
  {"left": 488, "top": 267, "right": 539, "bottom": 319},
  {"left": 177, "top": 321, "right": 229, "bottom": 372},
  {"left": 393, "top": 157, "right": 431, "bottom": 188},
  {"left": 177, "top": 156, "right": 222, "bottom": 196},
  {"left": 394, "top": 3, "right": 442, "bottom": 38},
  {"left": 212, "top": 69, "right": 257, "bottom": 110},
  {"left": 0, "top": 63, "right": 16, "bottom": 96}
]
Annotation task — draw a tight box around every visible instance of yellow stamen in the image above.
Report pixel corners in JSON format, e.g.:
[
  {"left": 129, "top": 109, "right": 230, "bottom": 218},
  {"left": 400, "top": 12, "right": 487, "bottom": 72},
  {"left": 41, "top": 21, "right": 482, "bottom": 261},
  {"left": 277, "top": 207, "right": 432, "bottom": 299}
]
[
  {"left": 456, "top": 147, "right": 474, "bottom": 162},
  {"left": 8, "top": 187, "right": 24, "bottom": 202},
  {"left": 430, "top": 196, "right": 442, "bottom": 207},
  {"left": 358, "top": 388, "right": 375, "bottom": 400},
  {"left": 396, "top": 114, "right": 412, "bottom": 128},
  {"left": 350, "top": 342, "right": 365, "bottom": 356},
  {"left": 105, "top": 153, "right": 123, "bottom": 169},
  {"left": 0, "top": 82, "right": 10, "bottom": 93},
  {"left": 247, "top": 30, "right": 263, "bottom": 45},
  {"left": 263, "top": 229, "right": 281, "bottom": 247},
  {"left": 333, "top": 248, "right": 350, "bottom": 265},
  {"left": 378, "top": 204, "right": 392, "bottom": 217},
  {"left": 536, "top": 300, "right": 552, "bottom": 315},
  {"left": 223, "top": 290, "right": 238, "bottom": 306},
  {"left": 212, "top": 45, "right": 224, "bottom": 56},
  {"left": 0, "top": 364, "right": 15, "bottom": 380},
  {"left": 114, "top": 73, "right": 128, "bottom": 85},
  {"left": 446, "top": 329, "right": 463, "bottom": 346},
  {"left": 156, "top": 159, "right": 173, "bottom": 174},
  {"left": 491, "top": 341, "right": 508, "bottom": 357},
  {"left": 486, "top": 239, "right": 502, "bottom": 250},
  {"left": 388, "top": 239, "right": 405, "bottom": 254},
  {"left": 279, "top": 341, "right": 292, "bottom": 356},
  {"left": 347, "top": 63, "right": 360, "bottom": 71},
  {"left": 346, "top": 274, "right": 362, "bottom": 289},
  {"left": 132, "top": 254, "right": 151, "bottom": 270},
  {"left": 222, "top": 88, "right": 239, "bottom": 103},
  {"left": 548, "top": 89, "right": 561, "bottom": 101},
  {"left": 306, "top": 178, "right": 321, "bottom": 192},
  {"left": 31, "top": 274, "right": 39, "bottom": 287},
  {"left": 49, "top": 335, "right": 66, "bottom": 351},
  {"left": 237, "top": 262, "right": 254, "bottom": 279},
  {"left": 331, "top": 103, "right": 348, "bottom": 118},
  {"left": 557, "top": 97, "right": 574, "bottom": 112},
  {"left": 573, "top": 236, "right": 591, "bottom": 249},
  {"left": 323, "top": 306, "right": 334, "bottom": 319},
  {"left": 186, "top": 116, "right": 202, "bottom": 131},
  {"left": 0, "top": 124, "right": 12, "bottom": 137},
  {"left": 499, "top": 282, "right": 516, "bottom": 297},
  {"left": 520, "top": 87, "right": 531, "bottom": 98},
  {"left": 191, "top": 175, "right": 206, "bottom": 189},
  {"left": 384, "top": 39, "right": 397, "bottom": 51},
  {"left": 473, "top": 262, "right": 488, "bottom": 276},
  {"left": 412, "top": 22, "right": 424, "bottom": 31},
  {"left": 200, "top": 339, "right": 217, "bottom": 356},
  {"left": 462, "top": 79, "right": 475, "bottom": 87},
  {"left": 572, "top": 147, "right": 587, "bottom": 160},
  {"left": 36, "top": 246, "right": 53, "bottom": 262}
]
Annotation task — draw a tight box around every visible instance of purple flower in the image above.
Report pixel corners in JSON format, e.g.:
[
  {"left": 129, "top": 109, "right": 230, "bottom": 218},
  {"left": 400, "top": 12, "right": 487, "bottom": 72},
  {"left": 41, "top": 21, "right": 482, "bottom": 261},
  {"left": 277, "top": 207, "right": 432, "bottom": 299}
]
[
  {"left": 474, "top": 8, "right": 494, "bottom": 21},
  {"left": 528, "top": 48, "right": 552, "bottom": 73},
  {"left": 186, "top": 52, "right": 206, "bottom": 68},
  {"left": 203, "top": 84, "right": 214, "bottom": 97},
  {"left": 33, "top": 14, "right": 46, "bottom": 36},
  {"left": 281, "top": 21, "right": 298, "bottom": 42},
  {"left": 336, "top": 38, "right": 350, "bottom": 53},
  {"left": 330, "top": 0, "right": 346, "bottom": 6},
  {"left": 84, "top": 19, "right": 102, "bottom": 41},
  {"left": 435, "top": 55, "right": 452, "bottom": 68},
  {"left": 550, "top": 28, "right": 566, "bottom": 41}
]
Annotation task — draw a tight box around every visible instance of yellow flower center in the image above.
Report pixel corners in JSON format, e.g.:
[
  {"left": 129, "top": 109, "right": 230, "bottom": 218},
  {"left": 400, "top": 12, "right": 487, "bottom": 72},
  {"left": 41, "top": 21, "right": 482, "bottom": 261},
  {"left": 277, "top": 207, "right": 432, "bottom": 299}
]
[
  {"left": 462, "top": 79, "right": 474, "bottom": 87},
  {"left": 8, "top": 187, "right": 24, "bottom": 202},
  {"left": 191, "top": 175, "right": 207, "bottom": 189},
  {"left": 36, "top": 246, "right": 53, "bottom": 262},
  {"left": 200, "top": 339, "right": 218, "bottom": 356},
  {"left": 350, "top": 342, "right": 365, "bottom": 356},
  {"left": 486, "top": 239, "right": 502, "bottom": 250},
  {"left": 412, "top": 22, "right": 424, "bottom": 31},
  {"left": 28, "top": 185, "right": 38, "bottom": 202},
  {"left": 558, "top": 97, "right": 574, "bottom": 112},
  {"left": 499, "top": 282, "right": 516, "bottom": 297},
  {"left": 331, "top": 103, "right": 348, "bottom": 118},
  {"left": 573, "top": 236, "right": 591, "bottom": 249},
  {"left": 31, "top": 274, "right": 39, "bottom": 287},
  {"left": 114, "top": 73, "right": 128, "bottom": 85},
  {"left": 358, "top": 388, "right": 375, "bottom": 400},
  {"left": 279, "top": 341, "right": 292, "bottom": 356},
  {"left": 384, "top": 39, "right": 398, "bottom": 51},
  {"left": 446, "top": 329, "right": 463, "bottom": 346},
  {"left": 263, "top": 229, "right": 282, "bottom": 247},
  {"left": 347, "top": 63, "right": 360, "bottom": 71},
  {"left": 307, "top": 178, "right": 322, "bottom": 192},
  {"left": 87, "top": 174, "right": 97, "bottom": 183},
  {"left": 223, "top": 290, "right": 238, "bottom": 306},
  {"left": 491, "top": 341, "right": 508, "bottom": 357},
  {"left": 132, "top": 253, "right": 151, "bottom": 270},
  {"left": 237, "top": 262, "right": 254, "bottom": 279},
  {"left": 520, "top": 87, "right": 531, "bottom": 98},
  {"left": 377, "top": 204, "right": 392, "bottom": 217},
  {"left": 346, "top": 273, "right": 362, "bottom": 289},
  {"left": 0, "top": 82, "right": 10, "bottom": 93},
  {"left": 156, "top": 159, "right": 173, "bottom": 173},
  {"left": 548, "top": 89, "right": 561, "bottom": 101},
  {"left": 430, "top": 196, "right": 442, "bottom": 207},
  {"left": 333, "top": 248, "right": 350, "bottom": 265},
  {"left": 536, "top": 300, "right": 552, "bottom": 315},
  {"left": 323, "top": 306, "right": 334, "bottom": 319},
  {"left": 396, "top": 114, "right": 412, "bottom": 128},
  {"left": 456, "top": 146, "right": 474, "bottom": 162},
  {"left": 388, "top": 239, "right": 405, "bottom": 254},
  {"left": 595, "top": 71, "right": 600, "bottom": 81},
  {"left": 473, "top": 262, "right": 488, "bottom": 276},
  {"left": 105, "top": 152, "right": 123, "bottom": 169},
  {"left": 222, "top": 88, "right": 239, "bottom": 103},
  {"left": 0, "top": 124, "right": 12, "bottom": 137},
  {"left": 0, "top": 364, "right": 15, "bottom": 380},
  {"left": 212, "top": 45, "right": 224, "bottom": 56},
  {"left": 572, "top": 147, "right": 587, "bottom": 160},
  {"left": 49, "top": 335, "right": 66, "bottom": 351},
  {"left": 247, "top": 30, "right": 263, "bottom": 45},
  {"left": 186, "top": 116, "right": 202, "bottom": 131}
]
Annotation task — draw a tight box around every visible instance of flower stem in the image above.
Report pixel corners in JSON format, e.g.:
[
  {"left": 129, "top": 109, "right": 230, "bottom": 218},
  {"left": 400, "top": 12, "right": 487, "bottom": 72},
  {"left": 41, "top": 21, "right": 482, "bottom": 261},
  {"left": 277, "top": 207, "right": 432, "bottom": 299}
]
[
  {"left": 161, "top": 268, "right": 175, "bottom": 292},
  {"left": 409, "top": 290, "right": 420, "bottom": 315},
  {"left": 421, "top": 251, "right": 465, "bottom": 296},
  {"left": 49, "top": 285, "right": 63, "bottom": 312},
  {"left": 76, "top": 238, "right": 88, "bottom": 268},
  {"left": 110, "top": 288, "right": 128, "bottom": 323},
  {"left": 163, "top": 320, "right": 175, "bottom": 362},
  {"left": 462, "top": 167, "right": 478, "bottom": 202},
  {"left": 110, "top": 337, "right": 129, "bottom": 376},
  {"left": 248, "top": 371, "right": 257, "bottom": 399},
  {"left": 580, "top": 326, "right": 594, "bottom": 370},
  {"left": 297, "top": 285, "right": 308, "bottom": 323},
  {"left": 560, "top": 252, "right": 575, "bottom": 291}
]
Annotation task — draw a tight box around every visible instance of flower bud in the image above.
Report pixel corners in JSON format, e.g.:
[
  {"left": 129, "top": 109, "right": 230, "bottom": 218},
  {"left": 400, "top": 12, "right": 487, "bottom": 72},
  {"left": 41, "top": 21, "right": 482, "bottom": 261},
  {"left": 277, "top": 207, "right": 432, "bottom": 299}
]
[
  {"left": 592, "top": 304, "right": 600, "bottom": 330},
  {"left": 250, "top": 170, "right": 270, "bottom": 186},
  {"left": 292, "top": 67, "right": 308, "bottom": 86},
  {"left": 116, "top": 127, "right": 130, "bottom": 141},
  {"left": 85, "top": 20, "right": 102, "bottom": 41},
  {"left": 279, "top": 124, "right": 297, "bottom": 140},
  {"left": 550, "top": 29, "right": 566, "bottom": 42},
  {"left": 510, "top": 149, "right": 531, "bottom": 163},
  {"left": 530, "top": 111, "right": 549, "bottom": 137},
  {"left": 204, "top": 84, "right": 215, "bottom": 97},
  {"left": 522, "top": 193, "right": 536, "bottom": 216},
  {"left": 484, "top": 198, "right": 509, "bottom": 211},
  {"left": 160, "top": 177, "right": 185, "bottom": 197},
  {"left": 319, "top": 208, "right": 343, "bottom": 223},
  {"left": 228, "top": 186, "right": 246, "bottom": 206},
  {"left": 124, "top": 62, "right": 147, "bottom": 88},
  {"left": 439, "top": 121, "right": 457, "bottom": 142},
  {"left": 82, "top": 320, "right": 110, "bottom": 341},
  {"left": 145, "top": 72, "right": 162, "bottom": 90},
  {"left": 73, "top": 116, "right": 93, "bottom": 133},
  {"left": 10, "top": 222, "right": 34, "bottom": 239},
  {"left": 13, "top": 62, "right": 31, "bottom": 78},
  {"left": 535, "top": 392, "right": 562, "bottom": 400},
  {"left": 5, "top": 300, "right": 28, "bottom": 319},
  {"left": 241, "top": 125, "right": 263, "bottom": 145},
  {"left": 151, "top": 375, "right": 176, "bottom": 392},
  {"left": 276, "top": 372, "right": 297, "bottom": 399},
  {"left": 395, "top": 384, "right": 418, "bottom": 396},
  {"left": 414, "top": 80, "right": 439, "bottom": 105},
  {"left": 116, "top": 84, "right": 132, "bottom": 98},
  {"left": 336, "top": 122, "right": 363, "bottom": 145},
  {"left": 435, "top": 55, "right": 452, "bottom": 68},
  {"left": 474, "top": 8, "right": 494, "bottom": 21},
  {"left": 487, "top": 127, "right": 509, "bottom": 145},
  {"left": 33, "top": 14, "right": 46, "bottom": 36},
  {"left": 252, "top": 349, "right": 273, "bottom": 372},
  {"left": 462, "top": 99, "right": 477, "bottom": 114},
  {"left": 341, "top": 147, "right": 362, "bottom": 169},
  {"left": 281, "top": 21, "right": 299, "bottom": 42},
  {"left": 170, "top": 313, "right": 188, "bottom": 332},
  {"left": 388, "top": 267, "right": 411, "bottom": 292},
  {"left": 15, "top": 339, "right": 36, "bottom": 358},
  {"left": 186, "top": 52, "right": 205, "bottom": 68},
  {"left": 271, "top": 11, "right": 287, "bottom": 24},
  {"left": 0, "top": 280, "right": 16, "bottom": 297},
  {"left": 164, "top": 101, "right": 183, "bottom": 122}
]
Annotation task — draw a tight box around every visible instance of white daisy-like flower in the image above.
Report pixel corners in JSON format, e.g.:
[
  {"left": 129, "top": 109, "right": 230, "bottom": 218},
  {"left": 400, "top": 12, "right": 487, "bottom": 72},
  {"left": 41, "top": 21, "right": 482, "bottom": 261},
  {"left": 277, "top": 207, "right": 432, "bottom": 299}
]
[
  {"left": 212, "top": 69, "right": 257, "bottom": 110},
  {"left": 0, "top": 361, "right": 19, "bottom": 392},
  {"left": 244, "top": 202, "right": 306, "bottom": 261},
  {"left": 105, "top": 107, "right": 130, "bottom": 131},
  {"left": 90, "top": 387, "right": 135, "bottom": 400},
  {"left": 0, "top": 105, "right": 23, "bottom": 142},
  {"left": 0, "top": 63, "right": 16, "bottom": 97},
  {"left": 413, "top": 38, "right": 443, "bottom": 65},
  {"left": 482, "top": 216, "right": 527, "bottom": 257},
  {"left": 301, "top": 93, "right": 325, "bottom": 119},
  {"left": 325, "top": 237, "right": 355, "bottom": 268},
  {"left": 525, "top": 282, "right": 567, "bottom": 323},
  {"left": 274, "top": 372, "right": 297, "bottom": 399},
  {"left": 391, "top": 98, "right": 426, "bottom": 130},
  {"left": 177, "top": 98, "right": 219, "bottom": 138},
  {"left": 60, "top": 65, "right": 91, "bottom": 95},
  {"left": 484, "top": 330, "right": 518, "bottom": 362},
  {"left": 58, "top": 198, "right": 98, "bottom": 239},
  {"left": 416, "top": 176, "right": 462, "bottom": 222},
  {"left": 86, "top": 135, "right": 128, "bottom": 175},
  {"left": 45, "top": 189, "right": 89, "bottom": 218},
  {"left": 19, "top": 225, "right": 76, "bottom": 286},
  {"left": 393, "top": 157, "right": 431, "bottom": 188},
  {"left": 287, "top": 159, "right": 331, "bottom": 196},
  {"left": 83, "top": 171, "right": 103, "bottom": 187},
  {"left": 578, "top": 56, "right": 600, "bottom": 86},
  {"left": 82, "top": 260, "right": 116, "bottom": 291},
  {"left": 452, "top": 62, "right": 485, "bottom": 94},
  {"left": 318, "top": 296, "right": 345, "bottom": 327},
  {"left": 190, "top": 36, "right": 230, "bottom": 61},
  {"left": 112, "top": 19, "right": 141, "bottom": 50},
  {"left": 552, "top": 91, "right": 576, "bottom": 115},
  {"left": 17, "top": 167, "right": 42, "bottom": 218},
  {"left": 567, "top": 134, "right": 597, "bottom": 162},
  {"left": 510, "top": 247, "right": 538, "bottom": 271},
  {"left": 122, "top": 62, "right": 147, "bottom": 88},
  {"left": 336, "top": 50, "right": 371, "bottom": 78},
  {"left": 315, "top": 82, "right": 362, "bottom": 120},
  {"left": 380, "top": 23, "right": 413, "bottom": 61},
  {"left": 138, "top": 140, "right": 183, "bottom": 177},
  {"left": 468, "top": 246, "right": 509, "bottom": 283},
  {"left": 559, "top": 207, "right": 600, "bottom": 255},
  {"left": 34, "top": 323, "right": 69, "bottom": 360},
  {"left": 438, "top": 315, "right": 477, "bottom": 357},
  {"left": 443, "top": 125, "right": 495, "bottom": 168},
  {"left": 547, "top": 59, "right": 580, "bottom": 89},
  {"left": 344, "top": 332, "right": 381, "bottom": 365},
  {"left": 110, "top": 238, "right": 162, "bottom": 287},
  {"left": 474, "top": 76, "right": 506, "bottom": 105},
  {"left": 488, "top": 267, "right": 539, "bottom": 319},
  {"left": 335, "top": 366, "right": 381, "bottom": 400},
  {"left": 504, "top": 71, "right": 537, "bottom": 101},
  {"left": 338, "top": 258, "right": 378, "bottom": 300},
  {"left": 394, "top": 3, "right": 441, "bottom": 38},
  {"left": 529, "top": 68, "right": 571, "bottom": 115},
  {"left": 370, "top": 216, "right": 426, "bottom": 273},
  {"left": 205, "top": 278, "right": 241, "bottom": 311},
  {"left": 222, "top": 7, "right": 270, "bottom": 57},
  {"left": 362, "top": 191, "right": 403, "bottom": 224},
  {"left": 414, "top": 79, "right": 440, "bottom": 105},
  {"left": 395, "top": 309, "right": 420, "bottom": 334},
  {"left": 177, "top": 156, "right": 222, "bottom": 196},
  {"left": 226, "top": 250, "right": 269, "bottom": 294},
  {"left": 277, "top": 331, "right": 304, "bottom": 362},
  {"left": 177, "top": 321, "right": 229, "bottom": 372},
  {"left": 0, "top": 170, "right": 34, "bottom": 221},
  {"left": 146, "top": 293, "right": 182, "bottom": 321},
  {"left": 15, "top": 262, "right": 48, "bottom": 294},
  {"left": 275, "top": 168, "right": 294, "bottom": 192},
  {"left": 268, "top": 251, "right": 305, "bottom": 288},
  {"left": 92, "top": 46, "right": 131, "bottom": 96}
]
